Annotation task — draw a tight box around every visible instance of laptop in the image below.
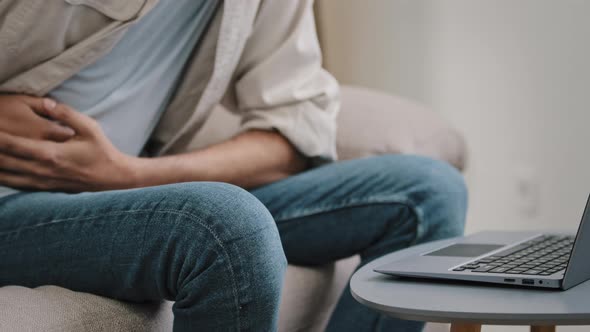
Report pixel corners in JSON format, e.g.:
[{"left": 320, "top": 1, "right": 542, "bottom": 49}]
[{"left": 374, "top": 195, "right": 590, "bottom": 290}]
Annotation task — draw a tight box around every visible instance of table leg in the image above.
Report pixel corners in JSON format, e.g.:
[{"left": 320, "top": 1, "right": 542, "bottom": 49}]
[
  {"left": 530, "top": 326, "right": 556, "bottom": 332},
  {"left": 450, "top": 323, "right": 482, "bottom": 332}
]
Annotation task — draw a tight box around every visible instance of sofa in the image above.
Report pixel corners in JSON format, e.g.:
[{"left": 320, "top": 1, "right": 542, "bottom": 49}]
[{"left": 0, "top": 85, "right": 466, "bottom": 332}]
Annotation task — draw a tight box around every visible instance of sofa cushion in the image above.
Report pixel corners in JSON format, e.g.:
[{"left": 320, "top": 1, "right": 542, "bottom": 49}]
[
  {"left": 0, "top": 285, "right": 173, "bottom": 332},
  {"left": 279, "top": 257, "right": 359, "bottom": 332},
  {"left": 336, "top": 86, "right": 466, "bottom": 170},
  {"left": 0, "top": 257, "right": 360, "bottom": 332}
]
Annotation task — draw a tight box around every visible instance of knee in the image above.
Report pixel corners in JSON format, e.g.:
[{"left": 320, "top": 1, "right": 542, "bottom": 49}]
[
  {"left": 377, "top": 155, "right": 468, "bottom": 239},
  {"left": 176, "top": 182, "right": 287, "bottom": 304},
  {"left": 407, "top": 155, "right": 468, "bottom": 239},
  {"left": 157, "top": 182, "right": 280, "bottom": 242},
  {"left": 150, "top": 182, "right": 286, "bottom": 282},
  {"left": 138, "top": 183, "right": 286, "bottom": 322}
]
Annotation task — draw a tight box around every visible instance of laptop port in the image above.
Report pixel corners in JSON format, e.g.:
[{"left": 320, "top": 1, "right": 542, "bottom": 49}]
[
  {"left": 522, "top": 279, "right": 535, "bottom": 285},
  {"left": 503, "top": 278, "right": 515, "bottom": 283}
]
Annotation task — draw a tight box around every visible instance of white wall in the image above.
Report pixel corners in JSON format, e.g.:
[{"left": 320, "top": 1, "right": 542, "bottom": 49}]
[{"left": 318, "top": 1, "right": 590, "bottom": 331}]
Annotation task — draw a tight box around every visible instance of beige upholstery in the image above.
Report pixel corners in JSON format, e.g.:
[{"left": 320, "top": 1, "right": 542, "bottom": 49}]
[
  {"left": 279, "top": 257, "right": 360, "bottom": 332},
  {"left": 0, "top": 86, "right": 466, "bottom": 332},
  {"left": 0, "top": 286, "right": 173, "bottom": 332},
  {"left": 336, "top": 86, "right": 466, "bottom": 170}
]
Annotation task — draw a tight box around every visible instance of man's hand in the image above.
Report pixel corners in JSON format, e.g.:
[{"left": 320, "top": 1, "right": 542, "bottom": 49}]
[
  {"left": 0, "top": 103, "right": 140, "bottom": 192},
  {"left": 0, "top": 97, "right": 307, "bottom": 192},
  {"left": 0, "top": 95, "right": 75, "bottom": 141}
]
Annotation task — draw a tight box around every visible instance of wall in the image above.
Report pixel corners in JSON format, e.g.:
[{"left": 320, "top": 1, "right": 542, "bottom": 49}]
[{"left": 317, "top": 1, "right": 590, "bottom": 331}]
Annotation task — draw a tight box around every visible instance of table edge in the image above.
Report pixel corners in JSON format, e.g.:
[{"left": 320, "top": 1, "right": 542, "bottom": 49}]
[{"left": 350, "top": 287, "right": 590, "bottom": 325}]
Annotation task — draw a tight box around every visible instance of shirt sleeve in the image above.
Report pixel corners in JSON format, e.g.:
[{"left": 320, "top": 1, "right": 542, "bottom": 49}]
[{"left": 224, "top": 0, "right": 340, "bottom": 163}]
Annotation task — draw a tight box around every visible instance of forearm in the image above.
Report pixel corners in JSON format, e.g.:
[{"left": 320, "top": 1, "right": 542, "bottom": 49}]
[{"left": 131, "top": 130, "right": 309, "bottom": 189}]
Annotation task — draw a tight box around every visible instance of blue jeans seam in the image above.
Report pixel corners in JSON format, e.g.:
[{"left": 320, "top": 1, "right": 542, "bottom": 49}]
[
  {"left": 1, "top": 208, "right": 243, "bottom": 330},
  {"left": 274, "top": 194, "right": 427, "bottom": 245},
  {"left": 273, "top": 194, "right": 411, "bottom": 221}
]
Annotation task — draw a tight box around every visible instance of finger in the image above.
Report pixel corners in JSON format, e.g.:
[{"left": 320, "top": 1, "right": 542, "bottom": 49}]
[
  {"left": 0, "top": 170, "right": 73, "bottom": 192},
  {"left": 41, "top": 121, "right": 76, "bottom": 142},
  {"left": 13, "top": 96, "right": 75, "bottom": 142},
  {"left": 16, "top": 95, "right": 57, "bottom": 113},
  {"left": 0, "top": 153, "right": 50, "bottom": 177},
  {"left": 0, "top": 170, "right": 39, "bottom": 190},
  {"left": 0, "top": 131, "right": 55, "bottom": 160},
  {"left": 38, "top": 103, "right": 98, "bottom": 137}
]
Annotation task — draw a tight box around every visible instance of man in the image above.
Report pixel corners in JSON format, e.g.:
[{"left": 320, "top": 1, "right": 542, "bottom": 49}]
[{"left": 0, "top": 0, "right": 467, "bottom": 331}]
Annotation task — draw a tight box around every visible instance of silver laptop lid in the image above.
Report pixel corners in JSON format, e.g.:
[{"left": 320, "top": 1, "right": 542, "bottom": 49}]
[{"left": 562, "top": 194, "right": 590, "bottom": 290}]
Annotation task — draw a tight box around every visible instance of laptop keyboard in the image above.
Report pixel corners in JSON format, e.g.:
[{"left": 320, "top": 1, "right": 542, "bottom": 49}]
[{"left": 453, "top": 235, "right": 574, "bottom": 276}]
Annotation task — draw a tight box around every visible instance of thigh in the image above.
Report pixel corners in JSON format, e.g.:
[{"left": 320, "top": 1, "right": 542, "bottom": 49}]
[
  {"left": 0, "top": 182, "right": 280, "bottom": 302},
  {"left": 251, "top": 154, "right": 467, "bottom": 265}
]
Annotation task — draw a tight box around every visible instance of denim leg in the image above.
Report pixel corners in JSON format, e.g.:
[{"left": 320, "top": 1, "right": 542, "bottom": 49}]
[
  {"left": 251, "top": 155, "right": 468, "bottom": 332},
  {"left": 0, "top": 182, "right": 287, "bottom": 332}
]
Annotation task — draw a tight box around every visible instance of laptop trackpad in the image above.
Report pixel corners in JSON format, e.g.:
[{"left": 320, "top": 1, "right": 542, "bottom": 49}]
[{"left": 425, "top": 244, "right": 504, "bottom": 257}]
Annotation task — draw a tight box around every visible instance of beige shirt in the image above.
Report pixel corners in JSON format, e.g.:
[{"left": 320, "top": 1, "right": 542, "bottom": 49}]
[{"left": 0, "top": 0, "right": 340, "bottom": 161}]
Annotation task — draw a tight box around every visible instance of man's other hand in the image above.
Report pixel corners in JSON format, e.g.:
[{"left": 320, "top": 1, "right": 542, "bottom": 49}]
[
  {"left": 0, "top": 95, "right": 75, "bottom": 142},
  {"left": 0, "top": 103, "right": 140, "bottom": 192}
]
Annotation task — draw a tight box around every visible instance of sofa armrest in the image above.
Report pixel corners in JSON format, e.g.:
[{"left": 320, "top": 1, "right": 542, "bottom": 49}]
[{"left": 337, "top": 86, "right": 467, "bottom": 170}]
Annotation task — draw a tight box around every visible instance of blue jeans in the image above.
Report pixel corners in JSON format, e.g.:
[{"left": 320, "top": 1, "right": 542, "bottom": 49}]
[{"left": 0, "top": 155, "right": 467, "bottom": 332}]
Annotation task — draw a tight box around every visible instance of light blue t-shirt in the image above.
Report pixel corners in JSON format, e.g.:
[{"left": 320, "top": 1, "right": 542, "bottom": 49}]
[{"left": 0, "top": 0, "right": 219, "bottom": 198}]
